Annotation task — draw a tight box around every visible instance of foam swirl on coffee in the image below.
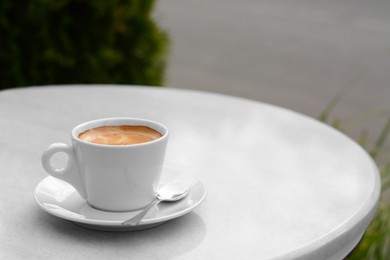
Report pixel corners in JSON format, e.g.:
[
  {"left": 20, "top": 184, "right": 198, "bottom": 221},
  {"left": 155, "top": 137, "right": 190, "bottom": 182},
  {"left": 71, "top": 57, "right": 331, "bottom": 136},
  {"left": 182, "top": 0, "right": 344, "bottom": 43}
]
[{"left": 78, "top": 125, "right": 162, "bottom": 145}]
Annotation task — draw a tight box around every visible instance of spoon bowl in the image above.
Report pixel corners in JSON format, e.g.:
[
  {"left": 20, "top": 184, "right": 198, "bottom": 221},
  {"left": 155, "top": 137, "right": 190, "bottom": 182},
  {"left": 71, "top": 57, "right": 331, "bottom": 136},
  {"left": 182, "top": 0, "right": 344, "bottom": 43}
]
[
  {"left": 157, "top": 181, "right": 189, "bottom": 201},
  {"left": 122, "top": 181, "right": 189, "bottom": 226}
]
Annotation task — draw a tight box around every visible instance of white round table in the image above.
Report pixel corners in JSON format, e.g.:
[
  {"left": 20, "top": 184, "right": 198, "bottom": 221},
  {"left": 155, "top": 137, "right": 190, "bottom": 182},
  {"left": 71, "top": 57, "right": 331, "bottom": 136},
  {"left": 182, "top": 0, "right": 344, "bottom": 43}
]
[{"left": 0, "top": 85, "right": 380, "bottom": 259}]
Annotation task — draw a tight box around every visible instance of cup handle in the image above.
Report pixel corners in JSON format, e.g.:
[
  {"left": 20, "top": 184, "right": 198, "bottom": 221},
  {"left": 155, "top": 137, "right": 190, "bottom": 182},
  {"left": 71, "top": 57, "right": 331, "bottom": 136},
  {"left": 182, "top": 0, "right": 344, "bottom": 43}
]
[{"left": 41, "top": 143, "right": 86, "bottom": 199}]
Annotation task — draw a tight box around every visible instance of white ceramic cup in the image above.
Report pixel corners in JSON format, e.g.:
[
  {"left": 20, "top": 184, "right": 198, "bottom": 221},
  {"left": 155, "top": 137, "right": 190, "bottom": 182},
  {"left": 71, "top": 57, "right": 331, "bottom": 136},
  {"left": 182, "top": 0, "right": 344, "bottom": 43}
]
[{"left": 41, "top": 117, "right": 169, "bottom": 212}]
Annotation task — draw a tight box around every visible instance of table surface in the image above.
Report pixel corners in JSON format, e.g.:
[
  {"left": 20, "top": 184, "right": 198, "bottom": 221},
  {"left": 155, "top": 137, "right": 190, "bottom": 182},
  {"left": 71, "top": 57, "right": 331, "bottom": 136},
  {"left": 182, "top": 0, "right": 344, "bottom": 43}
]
[{"left": 0, "top": 85, "right": 380, "bottom": 260}]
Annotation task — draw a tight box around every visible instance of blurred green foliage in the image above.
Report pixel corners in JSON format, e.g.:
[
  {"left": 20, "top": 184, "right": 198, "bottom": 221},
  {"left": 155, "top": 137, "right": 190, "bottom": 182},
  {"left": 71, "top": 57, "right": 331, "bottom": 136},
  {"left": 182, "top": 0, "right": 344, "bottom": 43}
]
[{"left": 0, "top": 0, "right": 169, "bottom": 89}]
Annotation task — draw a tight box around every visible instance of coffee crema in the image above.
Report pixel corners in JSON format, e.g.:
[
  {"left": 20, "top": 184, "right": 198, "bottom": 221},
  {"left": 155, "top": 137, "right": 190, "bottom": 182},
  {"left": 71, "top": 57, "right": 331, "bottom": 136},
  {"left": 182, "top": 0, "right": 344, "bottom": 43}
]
[{"left": 78, "top": 125, "right": 162, "bottom": 145}]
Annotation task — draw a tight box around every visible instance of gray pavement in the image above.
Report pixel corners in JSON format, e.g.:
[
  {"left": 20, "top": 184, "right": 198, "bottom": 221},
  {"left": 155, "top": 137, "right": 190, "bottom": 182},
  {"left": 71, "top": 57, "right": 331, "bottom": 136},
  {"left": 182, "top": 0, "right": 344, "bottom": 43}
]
[{"left": 155, "top": 0, "right": 390, "bottom": 159}]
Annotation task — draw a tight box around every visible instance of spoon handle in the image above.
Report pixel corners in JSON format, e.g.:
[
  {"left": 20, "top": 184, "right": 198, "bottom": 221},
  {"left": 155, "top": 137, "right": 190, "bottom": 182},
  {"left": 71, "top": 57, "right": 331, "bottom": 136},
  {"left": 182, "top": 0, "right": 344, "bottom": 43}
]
[{"left": 122, "top": 198, "right": 162, "bottom": 226}]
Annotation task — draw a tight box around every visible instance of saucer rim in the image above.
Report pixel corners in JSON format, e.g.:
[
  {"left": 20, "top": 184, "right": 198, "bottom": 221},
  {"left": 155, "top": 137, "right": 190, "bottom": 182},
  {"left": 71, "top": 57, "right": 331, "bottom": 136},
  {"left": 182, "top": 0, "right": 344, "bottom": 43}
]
[{"left": 34, "top": 171, "right": 206, "bottom": 227}]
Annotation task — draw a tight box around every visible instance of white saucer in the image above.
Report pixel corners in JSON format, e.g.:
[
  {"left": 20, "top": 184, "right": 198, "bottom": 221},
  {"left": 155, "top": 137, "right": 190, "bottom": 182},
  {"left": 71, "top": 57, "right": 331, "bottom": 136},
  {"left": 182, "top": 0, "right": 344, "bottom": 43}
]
[{"left": 34, "top": 168, "right": 206, "bottom": 231}]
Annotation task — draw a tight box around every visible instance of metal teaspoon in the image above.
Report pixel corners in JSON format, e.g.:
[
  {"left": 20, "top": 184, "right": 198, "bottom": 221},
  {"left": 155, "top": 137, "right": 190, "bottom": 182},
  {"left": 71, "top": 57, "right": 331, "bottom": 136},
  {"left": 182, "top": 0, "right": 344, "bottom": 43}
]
[{"left": 122, "top": 181, "right": 189, "bottom": 226}]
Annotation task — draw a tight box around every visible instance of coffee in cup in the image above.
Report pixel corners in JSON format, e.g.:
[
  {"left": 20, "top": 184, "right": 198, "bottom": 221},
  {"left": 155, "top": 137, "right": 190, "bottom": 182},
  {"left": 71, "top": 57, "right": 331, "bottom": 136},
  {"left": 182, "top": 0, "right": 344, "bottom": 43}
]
[{"left": 78, "top": 125, "right": 162, "bottom": 145}]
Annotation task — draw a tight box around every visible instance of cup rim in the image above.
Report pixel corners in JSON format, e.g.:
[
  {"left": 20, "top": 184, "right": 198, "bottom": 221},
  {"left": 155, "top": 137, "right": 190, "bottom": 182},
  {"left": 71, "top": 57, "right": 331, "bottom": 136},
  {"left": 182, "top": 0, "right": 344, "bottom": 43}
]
[{"left": 71, "top": 117, "right": 169, "bottom": 148}]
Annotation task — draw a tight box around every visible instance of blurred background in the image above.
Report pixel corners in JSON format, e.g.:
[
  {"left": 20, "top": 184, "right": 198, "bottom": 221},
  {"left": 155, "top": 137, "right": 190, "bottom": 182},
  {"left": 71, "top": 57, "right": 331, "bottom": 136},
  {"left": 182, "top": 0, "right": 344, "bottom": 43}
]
[{"left": 1, "top": 0, "right": 389, "bottom": 258}]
